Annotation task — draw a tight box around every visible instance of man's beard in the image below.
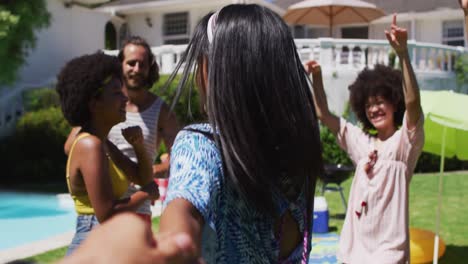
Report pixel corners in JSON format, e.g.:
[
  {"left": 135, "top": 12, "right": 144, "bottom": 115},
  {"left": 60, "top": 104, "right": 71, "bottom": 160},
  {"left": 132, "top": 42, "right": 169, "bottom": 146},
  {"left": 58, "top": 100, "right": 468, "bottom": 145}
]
[{"left": 124, "top": 76, "right": 148, "bottom": 90}]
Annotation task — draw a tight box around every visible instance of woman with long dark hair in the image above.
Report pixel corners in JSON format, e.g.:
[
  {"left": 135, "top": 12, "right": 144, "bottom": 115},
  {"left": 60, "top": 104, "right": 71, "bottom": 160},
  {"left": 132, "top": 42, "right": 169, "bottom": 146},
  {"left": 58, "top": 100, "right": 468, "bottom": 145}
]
[{"left": 159, "top": 4, "right": 323, "bottom": 263}]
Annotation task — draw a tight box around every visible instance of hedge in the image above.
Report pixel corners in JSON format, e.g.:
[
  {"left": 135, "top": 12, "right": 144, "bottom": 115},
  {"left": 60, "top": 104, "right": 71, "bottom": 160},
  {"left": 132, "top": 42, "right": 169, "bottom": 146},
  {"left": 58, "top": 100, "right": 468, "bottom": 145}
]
[{"left": 0, "top": 107, "right": 70, "bottom": 185}]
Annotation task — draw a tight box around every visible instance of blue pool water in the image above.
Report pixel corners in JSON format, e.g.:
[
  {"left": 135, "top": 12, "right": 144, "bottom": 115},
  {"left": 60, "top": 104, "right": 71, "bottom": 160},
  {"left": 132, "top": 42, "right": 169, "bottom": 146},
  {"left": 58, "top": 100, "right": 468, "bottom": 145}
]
[{"left": 0, "top": 192, "right": 76, "bottom": 250}]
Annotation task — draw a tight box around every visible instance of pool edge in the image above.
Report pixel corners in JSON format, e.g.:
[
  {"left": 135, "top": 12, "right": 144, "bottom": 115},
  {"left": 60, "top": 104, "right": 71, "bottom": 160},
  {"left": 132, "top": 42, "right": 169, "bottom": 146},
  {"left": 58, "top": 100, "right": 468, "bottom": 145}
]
[
  {"left": 0, "top": 200, "right": 163, "bottom": 262},
  {"left": 0, "top": 231, "right": 74, "bottom": 263}
]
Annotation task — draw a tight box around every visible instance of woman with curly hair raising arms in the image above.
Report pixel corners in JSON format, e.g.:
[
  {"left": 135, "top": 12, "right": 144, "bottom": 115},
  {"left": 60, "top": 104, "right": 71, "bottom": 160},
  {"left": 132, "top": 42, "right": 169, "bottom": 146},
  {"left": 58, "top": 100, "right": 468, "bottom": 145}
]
[
  {"left": 306, "top": 14, "right": 424, "bottom": 263},
  {"left": 56, "top": 52, "right": 159, "bottom": 255}
]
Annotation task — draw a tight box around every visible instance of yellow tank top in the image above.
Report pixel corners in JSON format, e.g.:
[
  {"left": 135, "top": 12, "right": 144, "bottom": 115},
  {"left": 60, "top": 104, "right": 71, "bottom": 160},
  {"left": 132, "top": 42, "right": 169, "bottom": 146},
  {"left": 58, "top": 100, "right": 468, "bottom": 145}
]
[{"left": 66, "top": 133, "right": 129, "bottom": 214}]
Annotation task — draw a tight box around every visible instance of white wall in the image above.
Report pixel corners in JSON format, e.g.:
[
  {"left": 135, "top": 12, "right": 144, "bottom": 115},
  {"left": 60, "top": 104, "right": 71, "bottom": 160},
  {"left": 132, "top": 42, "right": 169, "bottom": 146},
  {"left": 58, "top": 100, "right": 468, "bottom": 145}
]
[
  {"left": 416, "top": 19, "right": 443, "bottom": 44},
  {"left": 126, "top": 14, "right": 160, "bottom": 45},
  {"left": 370, "top": 9, "right": 464, "bottom": 45},
  {"left": 17, "top": 0, "right": 111, "bottom": 86},
  {"left": 126, "top": 6, "right": 216, "bottom": 47},
  {"left": 369, "top": 21, "right": 411, "bottom": 41}
]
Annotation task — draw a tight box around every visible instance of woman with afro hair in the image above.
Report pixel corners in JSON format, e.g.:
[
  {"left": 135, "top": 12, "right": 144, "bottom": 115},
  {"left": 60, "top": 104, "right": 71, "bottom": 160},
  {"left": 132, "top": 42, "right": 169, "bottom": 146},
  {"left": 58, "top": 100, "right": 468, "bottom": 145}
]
[
  {"left": 306, "top": 14, "right": 424, "bottom": 263},
  {"left": 56, "top": 52, "right": 159, "bottom": 255}
]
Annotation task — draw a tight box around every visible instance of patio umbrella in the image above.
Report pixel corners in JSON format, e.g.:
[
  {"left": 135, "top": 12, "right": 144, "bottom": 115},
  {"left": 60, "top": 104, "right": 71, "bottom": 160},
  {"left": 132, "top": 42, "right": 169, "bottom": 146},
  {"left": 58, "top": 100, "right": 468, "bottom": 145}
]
[
  {"left": 420, "top": 90, "right": 468, "bottom": 264},
  {"left": 283, "top": 0, "right": 385, "bottom": 37}
]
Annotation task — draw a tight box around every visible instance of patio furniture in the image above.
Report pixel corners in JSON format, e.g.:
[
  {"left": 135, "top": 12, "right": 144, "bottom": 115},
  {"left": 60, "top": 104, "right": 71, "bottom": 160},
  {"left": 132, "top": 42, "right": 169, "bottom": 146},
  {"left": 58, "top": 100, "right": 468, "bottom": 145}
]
[{"left": 320, "top": 164, "right": 353, "bottom": 214}]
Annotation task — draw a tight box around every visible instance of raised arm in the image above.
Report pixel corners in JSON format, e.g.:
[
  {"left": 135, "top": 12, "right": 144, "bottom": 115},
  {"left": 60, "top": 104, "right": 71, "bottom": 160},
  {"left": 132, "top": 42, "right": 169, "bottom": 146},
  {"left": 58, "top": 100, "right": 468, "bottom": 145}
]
[
  {"left": 385, "top": 14, "right": 422, "bottom": 129},
  {"left": 107, "top": 126, "right": 154, "bottom": 186},
  {"left": 305, "top": 60, "right": 340, "bottom": 135}
]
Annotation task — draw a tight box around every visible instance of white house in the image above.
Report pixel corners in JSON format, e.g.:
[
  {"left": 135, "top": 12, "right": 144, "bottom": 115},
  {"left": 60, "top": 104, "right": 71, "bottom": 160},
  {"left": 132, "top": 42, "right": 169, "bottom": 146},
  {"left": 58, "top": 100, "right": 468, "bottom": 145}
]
[
  {"left": 283, "top": 0, "right": 466, "bottom": 47},
  {"left": 96, "top": 0, "right": 284, "bottom": 47},
  {"left": 0, "top": 0, "right": 467, "bottom": 138},
  {"left": 0, "top": 0, "right": 283, "bottom": 137}
]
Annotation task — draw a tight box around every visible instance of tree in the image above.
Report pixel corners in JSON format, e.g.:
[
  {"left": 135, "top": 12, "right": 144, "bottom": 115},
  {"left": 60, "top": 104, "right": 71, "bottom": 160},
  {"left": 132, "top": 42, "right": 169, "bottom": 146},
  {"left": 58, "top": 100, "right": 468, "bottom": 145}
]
[
  {"left": 455, "top": 53, "right": 468, "bottom": 92},
  {"left": 0, "top": 0, "right": 50, "bottom": 86}
]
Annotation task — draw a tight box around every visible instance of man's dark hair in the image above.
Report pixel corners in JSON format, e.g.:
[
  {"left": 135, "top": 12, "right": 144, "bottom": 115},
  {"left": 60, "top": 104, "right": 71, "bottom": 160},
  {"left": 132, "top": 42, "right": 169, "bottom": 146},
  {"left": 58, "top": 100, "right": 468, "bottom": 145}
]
[
  {"left": 118, "top": 36, "right": 159, "bottom": 88},
  {"left": 56, "top": 52, "right": 122, "bottom": 126},
  {"left": 348, "top": 64, "right": 405, "bottom": 133}
]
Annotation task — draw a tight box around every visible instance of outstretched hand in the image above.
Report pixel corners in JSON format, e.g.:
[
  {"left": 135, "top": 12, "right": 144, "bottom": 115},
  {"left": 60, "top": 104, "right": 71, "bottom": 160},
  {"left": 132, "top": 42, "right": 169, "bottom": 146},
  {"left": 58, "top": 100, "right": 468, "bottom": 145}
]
[
  {"left": 385, "top": 14, "right": 408, "bottom": 56},
  {"left": 60, "top": 213, "right": 199, "bottom": 264}
]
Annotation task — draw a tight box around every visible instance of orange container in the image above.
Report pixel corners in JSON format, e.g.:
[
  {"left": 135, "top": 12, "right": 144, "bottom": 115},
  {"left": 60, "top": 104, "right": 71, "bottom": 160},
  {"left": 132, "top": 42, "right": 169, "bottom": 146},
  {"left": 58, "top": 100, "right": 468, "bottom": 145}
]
[{"left": 410, "top": 228, "right": 446, "bottom": 264}]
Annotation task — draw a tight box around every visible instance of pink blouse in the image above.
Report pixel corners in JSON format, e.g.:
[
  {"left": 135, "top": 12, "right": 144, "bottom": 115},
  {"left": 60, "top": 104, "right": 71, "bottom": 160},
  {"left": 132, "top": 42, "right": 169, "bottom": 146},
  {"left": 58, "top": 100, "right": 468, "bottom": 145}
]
[{"left": 336, "top": 113, "right": 424, "bottom": 264}]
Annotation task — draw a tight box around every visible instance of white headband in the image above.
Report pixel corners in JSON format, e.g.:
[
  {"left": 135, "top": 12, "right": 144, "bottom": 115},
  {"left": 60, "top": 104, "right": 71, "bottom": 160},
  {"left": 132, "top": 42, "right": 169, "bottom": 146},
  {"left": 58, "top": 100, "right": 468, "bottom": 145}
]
[{"left": 207, "top": 12, "right": 219, "bottom": 44}]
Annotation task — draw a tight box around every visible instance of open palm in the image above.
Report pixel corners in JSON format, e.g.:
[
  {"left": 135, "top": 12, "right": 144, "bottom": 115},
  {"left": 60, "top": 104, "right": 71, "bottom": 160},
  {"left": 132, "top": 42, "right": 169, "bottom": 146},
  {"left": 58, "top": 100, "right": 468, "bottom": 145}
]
[{"left": 385, "top": 14, "right": 408, "bottom": 55}]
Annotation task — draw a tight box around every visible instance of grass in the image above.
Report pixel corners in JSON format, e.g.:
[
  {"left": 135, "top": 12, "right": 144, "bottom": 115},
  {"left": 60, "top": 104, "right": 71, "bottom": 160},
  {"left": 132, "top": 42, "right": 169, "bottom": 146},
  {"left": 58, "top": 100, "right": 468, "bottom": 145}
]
[
  {"left": 323, "top": 171, "right": 468, "bottom": 264},
  {"left": 24, "top": 247, "right": 67, "bottom": 263},
  {"left": 24, "top": 172, "right": 468, "bottom": 263}
]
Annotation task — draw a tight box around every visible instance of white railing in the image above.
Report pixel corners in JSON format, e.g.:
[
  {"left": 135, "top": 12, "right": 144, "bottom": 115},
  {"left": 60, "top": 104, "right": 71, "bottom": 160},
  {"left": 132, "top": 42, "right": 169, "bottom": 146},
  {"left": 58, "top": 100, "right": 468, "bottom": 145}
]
[
  {"left": 1, "top": 39, "right": 467, "bottom": 138},
  {"left": 115, "top": 38, "right": 464, "bottom": 74},
  {"left": 294, "top": 38, "right": 466, "bottom": 73}
]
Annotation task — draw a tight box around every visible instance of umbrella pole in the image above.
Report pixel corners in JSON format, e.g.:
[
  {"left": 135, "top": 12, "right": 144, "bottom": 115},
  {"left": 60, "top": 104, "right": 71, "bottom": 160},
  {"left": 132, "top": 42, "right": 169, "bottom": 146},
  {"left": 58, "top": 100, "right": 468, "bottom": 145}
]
[
  {"left": 433, "top": 126, "right": 447, "bottom": 264},
  {"left": 329, "top": 6, "right": 333, "bottom": 38}
]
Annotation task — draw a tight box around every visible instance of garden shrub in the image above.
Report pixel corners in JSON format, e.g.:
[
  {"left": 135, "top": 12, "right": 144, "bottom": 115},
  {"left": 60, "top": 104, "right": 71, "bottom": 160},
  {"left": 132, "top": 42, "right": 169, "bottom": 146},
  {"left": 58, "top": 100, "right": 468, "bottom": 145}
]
[
  {"left": 151, "top": 74, "right": 206, "bottom": 158},
  {"left": 151, "top": 74, "right": 205, "bottom": 126},
  {"left": 454, "top": 53, "right": 468, "bottom": 89},
  {"left": 320, "top": 125, "right": 352, "bottom": 167},
  {"left": 22, "top": 87, "right": 60, "bottom": 111},
  {"left": 415, "top": 152, "right": 468, "bottom": 173},
  {"left": 0, "top": 107, "right": 70, "bottom": 185}
]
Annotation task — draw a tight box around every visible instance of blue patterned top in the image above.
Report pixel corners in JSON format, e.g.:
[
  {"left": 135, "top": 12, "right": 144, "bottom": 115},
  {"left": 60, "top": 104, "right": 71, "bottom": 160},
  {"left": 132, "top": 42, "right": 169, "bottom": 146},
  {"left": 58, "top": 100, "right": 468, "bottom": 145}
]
[{"left": 165, "top": 124, "right": 312, "bottom": 263}]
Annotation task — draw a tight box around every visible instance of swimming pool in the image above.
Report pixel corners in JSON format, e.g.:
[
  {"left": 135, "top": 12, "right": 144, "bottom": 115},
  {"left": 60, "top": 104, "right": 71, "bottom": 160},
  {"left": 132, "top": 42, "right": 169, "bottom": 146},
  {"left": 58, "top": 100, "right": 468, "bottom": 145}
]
[{"left": 0, "top": 192, "right": 76, "bottom": 250}]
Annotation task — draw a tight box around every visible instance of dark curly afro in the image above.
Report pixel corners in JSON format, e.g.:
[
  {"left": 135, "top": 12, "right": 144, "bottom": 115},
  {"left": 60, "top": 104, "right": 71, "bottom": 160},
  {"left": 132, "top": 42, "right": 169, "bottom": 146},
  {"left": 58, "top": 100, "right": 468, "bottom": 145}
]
[
  {"left": 348, "top": 64, "right": 405, "bottom": 134},
  {"left": 56, "top": 52, "right": 122, "bottom": 126}
]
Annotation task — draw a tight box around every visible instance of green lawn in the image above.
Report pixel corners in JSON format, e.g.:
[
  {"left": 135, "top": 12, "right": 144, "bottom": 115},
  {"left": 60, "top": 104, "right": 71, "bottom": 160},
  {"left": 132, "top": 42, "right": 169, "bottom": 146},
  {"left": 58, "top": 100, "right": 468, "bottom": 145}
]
[{"left": 25, "top": 172, "right": 468, "bottom": 263}]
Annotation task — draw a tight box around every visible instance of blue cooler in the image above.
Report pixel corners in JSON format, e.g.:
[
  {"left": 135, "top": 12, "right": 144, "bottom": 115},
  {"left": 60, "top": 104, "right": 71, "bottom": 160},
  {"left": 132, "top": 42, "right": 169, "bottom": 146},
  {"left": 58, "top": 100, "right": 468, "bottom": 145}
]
[{"left": 313, "top": 196, "right": 329, "bottom": 233}]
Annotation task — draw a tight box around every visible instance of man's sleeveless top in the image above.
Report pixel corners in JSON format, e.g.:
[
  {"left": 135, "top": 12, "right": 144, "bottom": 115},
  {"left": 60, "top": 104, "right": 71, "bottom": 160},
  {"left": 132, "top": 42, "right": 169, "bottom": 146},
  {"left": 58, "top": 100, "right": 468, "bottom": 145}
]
[{"left": 108, "top": 98, "right": 163, "bottom": 215}]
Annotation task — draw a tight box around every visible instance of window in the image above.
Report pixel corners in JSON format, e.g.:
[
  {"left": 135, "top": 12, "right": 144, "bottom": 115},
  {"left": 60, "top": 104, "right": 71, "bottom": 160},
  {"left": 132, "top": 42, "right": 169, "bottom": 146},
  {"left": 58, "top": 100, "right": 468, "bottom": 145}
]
[
  {"left": 105, "top": 21, "right": 117, "bottom": 50},
  {"left": 443, "top": 20, "right": 465, "bottom": 47},
  {"left": 293, "top": 25, "right": 306, "bottom": 38},
  {"left": 292, "top": 25, "right": 327, "bottom": 38},
  {"left": 163, "top": 12, "right": 189, "bottom": 44},
  {"left": 341, "top": 27, "right": 368, "bottom": 39}
]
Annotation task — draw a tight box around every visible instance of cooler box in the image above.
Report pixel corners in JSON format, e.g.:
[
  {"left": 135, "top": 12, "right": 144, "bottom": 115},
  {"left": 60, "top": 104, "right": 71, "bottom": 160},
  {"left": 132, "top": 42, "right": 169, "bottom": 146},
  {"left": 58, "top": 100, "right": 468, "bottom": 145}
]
[{"left": 313, "top": 196, "right": 329, "bottom": 233}]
